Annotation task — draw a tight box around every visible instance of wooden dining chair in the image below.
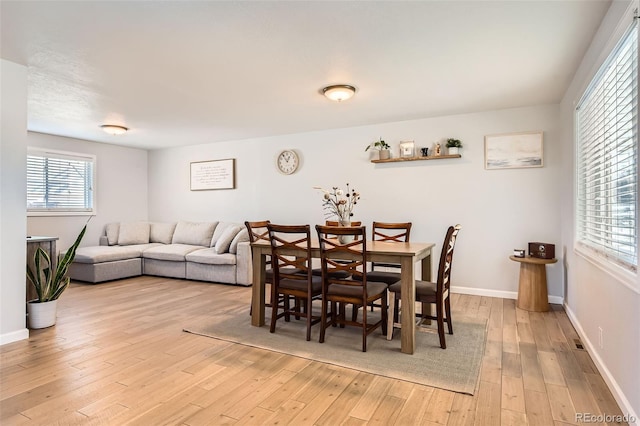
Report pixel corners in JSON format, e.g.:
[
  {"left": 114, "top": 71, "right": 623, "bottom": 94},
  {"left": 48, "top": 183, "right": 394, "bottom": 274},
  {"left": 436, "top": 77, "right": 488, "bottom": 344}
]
[
  {"left": 351, "top": 221, "right": 412, "bottom": 318},
  {"left": 315, "top": 225, "right": 388, "bottom": 352},
  {"left": 311, "top": 220, "right": 362, "bottom": 279},
  {"left": 267, "top": 223, "right": 322, "bottom": 341},
  {"left": 245, "top": 220, "right": 301, "bottom": 315},
  {"left": 367, "top": 221, "right": 412, "bottom": 284},
  {"left": 386, "top": 224, "right": 461, "bottom": 349}
]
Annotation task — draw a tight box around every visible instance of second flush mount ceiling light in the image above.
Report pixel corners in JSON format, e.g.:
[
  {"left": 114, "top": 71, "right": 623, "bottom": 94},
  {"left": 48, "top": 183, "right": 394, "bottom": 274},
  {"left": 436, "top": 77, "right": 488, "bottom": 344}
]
[
  {"left": 100, "top": 124, "right": 128, "bottom": 135},
  {"left": 322, "top": 84, "right": 356, "bottom": 102}
]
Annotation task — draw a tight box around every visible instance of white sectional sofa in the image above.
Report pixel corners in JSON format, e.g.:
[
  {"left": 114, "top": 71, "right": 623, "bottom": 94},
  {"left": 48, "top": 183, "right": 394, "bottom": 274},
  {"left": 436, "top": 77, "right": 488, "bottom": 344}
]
[{"left": 69, "top": 221, "right": 252, "bottom": 285}]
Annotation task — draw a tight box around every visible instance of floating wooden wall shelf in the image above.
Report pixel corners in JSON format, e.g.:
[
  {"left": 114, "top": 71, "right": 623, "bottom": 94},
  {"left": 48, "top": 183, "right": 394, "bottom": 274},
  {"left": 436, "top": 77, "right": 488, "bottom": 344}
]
[{"left": 371, "top": 154, "right": 461, "bottom": 163}]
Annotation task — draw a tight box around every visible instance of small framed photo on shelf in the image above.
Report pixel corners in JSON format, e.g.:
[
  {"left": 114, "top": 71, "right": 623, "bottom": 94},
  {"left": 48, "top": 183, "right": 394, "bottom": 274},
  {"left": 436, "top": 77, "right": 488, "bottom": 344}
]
[{"left": 400, "top": 141, "right": 415, "bottom": 158}]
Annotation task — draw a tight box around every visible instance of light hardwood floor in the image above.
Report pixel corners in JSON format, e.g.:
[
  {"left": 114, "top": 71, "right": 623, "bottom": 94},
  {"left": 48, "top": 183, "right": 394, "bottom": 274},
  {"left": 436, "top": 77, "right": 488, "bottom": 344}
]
[{"left": 1, "top": 276, "right": 627, "bottom": 425}]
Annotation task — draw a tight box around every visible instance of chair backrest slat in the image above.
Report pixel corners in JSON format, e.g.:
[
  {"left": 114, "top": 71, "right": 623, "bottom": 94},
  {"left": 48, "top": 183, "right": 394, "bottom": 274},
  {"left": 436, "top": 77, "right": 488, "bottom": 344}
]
[
  {"left": 372, "top": 221, "right": 412, "bottom": 243},
  {"left": 371, "top": 221, "right": 412, "bottom": 270},
  {"left": 267, "top": 224, "right": 312, "bottom": 283},
  {"left": 437, "top": 224, "right": 461, "bottom": 293},
  {"left": 316, "top": 225, "right": 368, "bottom": 292},
  {"left": 245, "top": 220, "right": 270, "bottom": 243},
  {"left": 245, "top": 220, "right": 274, "bottom": 273},
  {"left": 322, "top": 220, "right": 363, "bottom": 240}
]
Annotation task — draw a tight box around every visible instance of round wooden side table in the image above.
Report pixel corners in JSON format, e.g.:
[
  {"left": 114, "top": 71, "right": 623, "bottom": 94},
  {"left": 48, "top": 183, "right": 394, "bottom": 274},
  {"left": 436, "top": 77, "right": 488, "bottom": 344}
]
[{"left": 509, "top": 255, "right": 557, "bottom": 312}]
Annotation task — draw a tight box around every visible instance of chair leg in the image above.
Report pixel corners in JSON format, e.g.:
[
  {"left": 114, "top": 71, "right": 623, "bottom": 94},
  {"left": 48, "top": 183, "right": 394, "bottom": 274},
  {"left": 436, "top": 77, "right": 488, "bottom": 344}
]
[
  {"left": 269, "top": 294, "right": 279, "bottom": 334},
  {"left": 331, "top": 301, "right": 337, "bottom": 327},
  {"left": 387, "top": 291, "right": 395, "bottom": 340},
  {"left": 339, "top": 303, "right": 346, "bottom": 328},
  {"left": 295, "top": 298, "right": 303, "bottom": 320},
  {"left": 445, "top": 295, "right": 453, "bottom": 335},
  {"left": 305, "top": 296, "right": 312, "bottom": 341},
  {"left": 319, "top": 298, "right": 327, "bottom": 344},
  {"left": 394, "top": 298, "right": 400, "bottom": 323},
  {"left": 352, "top": 304, "right": 359, "bottom": 322},
  {"left": 381, "top": 291, "right": 388, "bottom": 335},
  {"left": 362, "top": 302, "right": 367, "bottom": 352},
  {"left": 436, "top": 299, "right": 446, "bottom": 349},
  {"left": 284, "top": 295, "right": 291, "bottom": 322}
]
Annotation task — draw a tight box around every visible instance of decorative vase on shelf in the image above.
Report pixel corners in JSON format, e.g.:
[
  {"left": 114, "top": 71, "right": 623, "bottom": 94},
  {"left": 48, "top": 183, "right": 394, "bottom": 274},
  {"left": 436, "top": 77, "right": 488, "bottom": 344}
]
[{"left": 337, "top": 219, "right": 354, "bottom": 244}]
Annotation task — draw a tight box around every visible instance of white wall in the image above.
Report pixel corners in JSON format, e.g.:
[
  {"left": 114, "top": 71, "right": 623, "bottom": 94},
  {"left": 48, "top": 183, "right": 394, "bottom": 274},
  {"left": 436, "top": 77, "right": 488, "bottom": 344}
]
[
  {"left": 26, "top": 132, "right": 148, "bottom": 251},
  {"left": 559, "top": 0, "right": 639, "bottom": 420},
  {"left": 0, "top": 59, "right": 29, "bottom": 345},
  {"left": 149, "top": 104, "right": 562, "bottom": 299}
]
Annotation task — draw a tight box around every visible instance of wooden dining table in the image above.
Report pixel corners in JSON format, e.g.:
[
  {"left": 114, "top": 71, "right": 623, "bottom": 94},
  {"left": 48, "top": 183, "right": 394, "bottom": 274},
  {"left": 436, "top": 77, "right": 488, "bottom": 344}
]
[{"left": 250, "top": 239, "right": 435, "bottom": 354}]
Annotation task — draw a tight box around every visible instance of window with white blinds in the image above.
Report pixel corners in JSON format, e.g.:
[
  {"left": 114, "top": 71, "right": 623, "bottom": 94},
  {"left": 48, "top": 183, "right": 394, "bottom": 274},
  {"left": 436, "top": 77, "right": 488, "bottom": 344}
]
[
  {"left": 27, "top": 148, "right": 95, "bottom": 215},
  {"left": 576, "top": 22, "right": 638, "bottom": 272}
]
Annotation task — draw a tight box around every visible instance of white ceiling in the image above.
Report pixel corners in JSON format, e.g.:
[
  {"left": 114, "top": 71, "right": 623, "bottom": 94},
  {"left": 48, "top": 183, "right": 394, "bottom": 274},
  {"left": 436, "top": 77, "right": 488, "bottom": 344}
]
[{"left": 1, "top": 1, "right": 611, "bottom": 150}]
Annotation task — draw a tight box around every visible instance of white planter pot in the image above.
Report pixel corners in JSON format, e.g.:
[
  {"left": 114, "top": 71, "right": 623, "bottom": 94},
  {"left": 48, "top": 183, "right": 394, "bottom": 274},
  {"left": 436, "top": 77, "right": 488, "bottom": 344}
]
[
  {"left": 379, "top": 149, "right": 390, "bottom": 160},
  {"left": 27, "top": 299, "right": 58, "bottom": 329},
  {"left": 448, "top": 147, "right": 460, "bottom": 155}
]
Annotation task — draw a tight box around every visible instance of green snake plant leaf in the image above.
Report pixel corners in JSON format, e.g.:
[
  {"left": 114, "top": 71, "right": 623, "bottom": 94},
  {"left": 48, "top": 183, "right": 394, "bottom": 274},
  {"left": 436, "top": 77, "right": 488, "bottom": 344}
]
[
  {"left": 52, "top": 223, "right": 87, "bottom": 291},
  {"left": 27, "top": 247, "right": 49, "bottom": 302},
  {"left": 26, "top": 219, "right": 89, "bottom": 302}
]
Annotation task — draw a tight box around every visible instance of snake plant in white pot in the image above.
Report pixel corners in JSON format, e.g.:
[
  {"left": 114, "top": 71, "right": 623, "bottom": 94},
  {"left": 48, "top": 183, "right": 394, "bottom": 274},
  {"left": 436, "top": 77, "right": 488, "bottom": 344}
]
[{"left": 26, "top": 222, "right": 88, "bottom": 329}]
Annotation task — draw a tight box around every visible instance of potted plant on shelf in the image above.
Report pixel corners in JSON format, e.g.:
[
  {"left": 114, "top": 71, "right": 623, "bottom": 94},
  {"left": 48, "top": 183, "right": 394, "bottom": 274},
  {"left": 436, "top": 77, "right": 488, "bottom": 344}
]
[
  {"left": 26, "top": 221, "right": 88, "bottom": 329},
  {"left": 365, "top": 138, "right": 391, "bottom": 160},
  {"left": 446, "top": 138, "right": 463, "bottom": 155}
]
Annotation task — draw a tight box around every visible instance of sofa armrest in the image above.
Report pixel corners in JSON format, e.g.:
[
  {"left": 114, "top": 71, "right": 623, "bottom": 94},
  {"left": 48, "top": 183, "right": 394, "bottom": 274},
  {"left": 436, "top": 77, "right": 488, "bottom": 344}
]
[
  {"left": 235, "top": 241, "right": 252, "bottom": 285},
  {"left": 99, "top": 236, "right": 109, "bottom": 246}
]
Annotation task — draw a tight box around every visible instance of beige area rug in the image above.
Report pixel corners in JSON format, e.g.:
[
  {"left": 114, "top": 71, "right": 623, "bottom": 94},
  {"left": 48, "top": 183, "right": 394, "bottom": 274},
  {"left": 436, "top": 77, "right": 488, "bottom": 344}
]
[{"left": 183, "top": 308, "right": 487, "bottom": 395}]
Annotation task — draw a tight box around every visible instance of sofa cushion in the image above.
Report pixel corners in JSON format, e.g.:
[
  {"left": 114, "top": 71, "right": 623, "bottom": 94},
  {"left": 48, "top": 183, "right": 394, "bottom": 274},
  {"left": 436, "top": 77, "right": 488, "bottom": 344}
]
[
  {"left": 74, "top": 244, "right": 161, "bottom": 264},
  {"left": 142, "top": 244, "right": 204, "bottom": 261},
  {"left": 186, "top": 248, "right": 237, "bottom": 265},
  {"left": 229, "top": 228, "right": 250, "bottom": 254},
  {"left": 118, "top": 222, "right": 150, "bottom": 245},
  {"left": 105, "top": 223, "right": 120, "bottom": 246},
  {"left": 214, "top": 225, "right": 242, "bottom": 254},
  {"left": 210, "top": 221, "right": 241, "bottom": 246},
  {"left": 150, "top": 222, "right": 177, "bottom": 244},
  {"left": 172, "top": 221, "right": 217, "bottom": 247}
]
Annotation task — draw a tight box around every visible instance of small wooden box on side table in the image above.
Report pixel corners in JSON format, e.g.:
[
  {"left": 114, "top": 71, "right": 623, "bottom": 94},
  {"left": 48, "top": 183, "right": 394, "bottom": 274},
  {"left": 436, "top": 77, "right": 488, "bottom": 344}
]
[{"left": 509, "top": 255, "right": 557, "bottom": 312}]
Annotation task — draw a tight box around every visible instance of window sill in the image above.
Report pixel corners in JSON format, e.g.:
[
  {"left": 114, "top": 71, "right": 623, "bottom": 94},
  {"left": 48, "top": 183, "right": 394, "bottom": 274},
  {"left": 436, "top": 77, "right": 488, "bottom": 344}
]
[
  {"left": 574, "top": 244, "right": 639, "bottom": 295},
  {"left": 27, "top": 211, "right": 95, "bottom": 217}
]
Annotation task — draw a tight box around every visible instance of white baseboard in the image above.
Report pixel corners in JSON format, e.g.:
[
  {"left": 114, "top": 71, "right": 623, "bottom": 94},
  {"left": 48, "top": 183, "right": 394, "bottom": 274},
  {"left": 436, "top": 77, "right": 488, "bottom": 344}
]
[
  {"left": 0, "top": 328, "right": 29, "bottom": 346},
  {"left": 564, "top": 304, "right": 638, "bottom": 426},
  {"left": 451, "top": 285, "right": 564, "bottom": 305}
]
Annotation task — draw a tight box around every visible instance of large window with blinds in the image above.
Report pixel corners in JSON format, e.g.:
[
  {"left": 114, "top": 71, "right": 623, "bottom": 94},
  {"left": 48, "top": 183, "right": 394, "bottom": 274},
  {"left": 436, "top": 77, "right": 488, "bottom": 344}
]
[
  {"left": 576, "top": 22, "right": 638, "bottom": 272},
  {"left": 27, "top": 148, "right": 96, "bottom": 215}
]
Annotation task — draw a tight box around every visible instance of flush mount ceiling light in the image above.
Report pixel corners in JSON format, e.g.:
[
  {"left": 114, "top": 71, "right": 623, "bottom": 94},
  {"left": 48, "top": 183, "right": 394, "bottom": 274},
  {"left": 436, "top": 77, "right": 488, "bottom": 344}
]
[
  {"left": 100, "top": 124, "right": 128, "bottom": 135},
  {"left": 322, "top": 84, "right": 356, "bottom": 102}
]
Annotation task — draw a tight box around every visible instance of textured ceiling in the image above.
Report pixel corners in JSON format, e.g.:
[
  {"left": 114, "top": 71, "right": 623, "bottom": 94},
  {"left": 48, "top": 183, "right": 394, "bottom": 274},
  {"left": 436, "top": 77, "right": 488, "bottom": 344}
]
[{"left": 1, "top": 1, "right": 611, "bottom": 150}]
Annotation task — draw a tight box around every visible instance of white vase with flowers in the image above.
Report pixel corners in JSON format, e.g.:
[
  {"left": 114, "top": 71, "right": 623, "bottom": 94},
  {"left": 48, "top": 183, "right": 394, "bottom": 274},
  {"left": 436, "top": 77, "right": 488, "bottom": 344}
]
[{"left": 314, "top": 183, "right": 361, "bottom": 243}]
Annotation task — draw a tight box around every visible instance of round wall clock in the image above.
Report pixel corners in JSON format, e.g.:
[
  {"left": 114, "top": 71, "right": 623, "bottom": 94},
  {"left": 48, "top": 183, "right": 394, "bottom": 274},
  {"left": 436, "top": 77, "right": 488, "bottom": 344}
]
[{"left": 277, "top": 149, "right": 299, "bottom": 175}]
